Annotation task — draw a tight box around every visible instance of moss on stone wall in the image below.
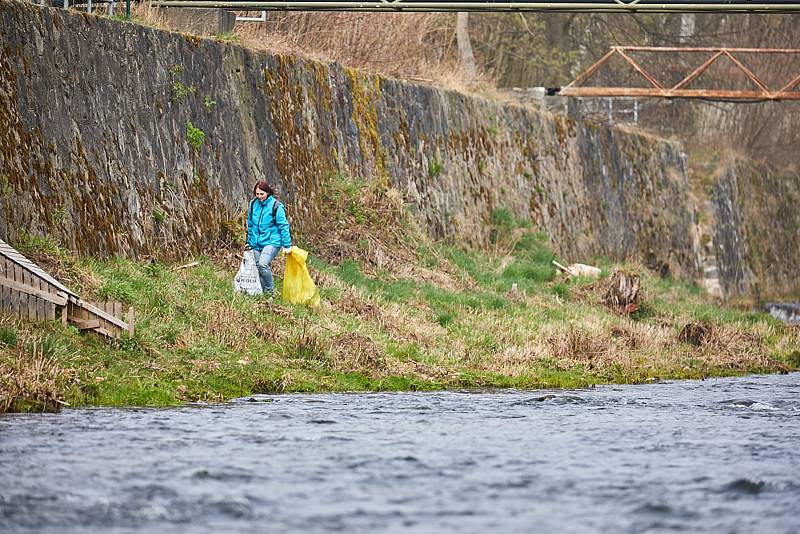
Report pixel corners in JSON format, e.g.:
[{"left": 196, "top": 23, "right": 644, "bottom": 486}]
[
  {"left": 713, "top": 162, "right": 800, "bottom": 302},
  {"left": 344, "top": 68, "right": 383, "bottom": 175},
  {"left": 2, "top": 0, "right": 703, "bottom": 283}
]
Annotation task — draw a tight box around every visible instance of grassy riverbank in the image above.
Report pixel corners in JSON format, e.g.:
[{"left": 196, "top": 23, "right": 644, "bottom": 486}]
[{"left": 2, "top": 176, "right": 799, "bottom": 412}]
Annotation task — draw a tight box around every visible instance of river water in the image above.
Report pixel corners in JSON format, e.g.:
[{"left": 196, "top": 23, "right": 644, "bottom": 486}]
[{"left": 1, "top": 373, "right": 799, "bottom": 533}]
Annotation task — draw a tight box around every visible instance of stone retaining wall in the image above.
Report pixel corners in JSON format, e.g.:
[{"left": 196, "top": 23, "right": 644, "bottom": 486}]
[{"left": 1, "top": 1, "right": 700, "bottom": 279}]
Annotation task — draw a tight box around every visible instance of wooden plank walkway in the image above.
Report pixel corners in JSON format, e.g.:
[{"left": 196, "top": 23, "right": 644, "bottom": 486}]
[{"left": 0, "top": 238, "right": 134, "bottom": 338}]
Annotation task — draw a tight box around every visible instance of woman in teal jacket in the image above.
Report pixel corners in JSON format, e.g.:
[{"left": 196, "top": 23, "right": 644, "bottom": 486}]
[{"left": 247, "top": 181, "right": 292, "bottom": 297}]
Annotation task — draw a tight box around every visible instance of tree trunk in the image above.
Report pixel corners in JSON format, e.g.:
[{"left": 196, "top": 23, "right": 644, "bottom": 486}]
[
  {"left": 603, "top": 270, "right": 641, "bottom": 313},
  {"left": 679, "top": 14, "right": 696, "bottom": 44},
  {"left": 456, "top": 13, "right": 477, "bottom": 82}
]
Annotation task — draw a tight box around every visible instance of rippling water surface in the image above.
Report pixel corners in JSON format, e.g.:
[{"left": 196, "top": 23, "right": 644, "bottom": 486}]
[{"left": 2, "top": 374, "right": 800, "bottom": 533}]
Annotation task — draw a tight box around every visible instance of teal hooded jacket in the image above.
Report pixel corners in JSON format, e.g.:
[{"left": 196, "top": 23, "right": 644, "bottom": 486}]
[{"left": 247, "top": 196, "right": 291, "bottom": 251}]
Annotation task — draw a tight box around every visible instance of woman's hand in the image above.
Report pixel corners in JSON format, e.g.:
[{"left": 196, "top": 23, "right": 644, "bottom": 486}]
[{"left": 282, "top": 247, "right": 292, "bottom": 255}]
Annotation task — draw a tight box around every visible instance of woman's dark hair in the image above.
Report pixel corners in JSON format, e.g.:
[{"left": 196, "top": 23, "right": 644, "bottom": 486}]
[{"left": 253, "top": 181, "right": 274, "bottom": 197}]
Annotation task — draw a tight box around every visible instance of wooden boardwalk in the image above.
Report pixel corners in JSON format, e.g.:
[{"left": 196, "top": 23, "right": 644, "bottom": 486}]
[{"left": 0, "top": 239, "right": 134, "bottom": 338}]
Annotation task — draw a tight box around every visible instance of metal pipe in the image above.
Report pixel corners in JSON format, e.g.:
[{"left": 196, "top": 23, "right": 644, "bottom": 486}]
[
  {"left": 558, "top": 87, "right": 800, "bottom": 100},
  {"left": 149, "top": 1, "right": 800, "bottom": 13},
  {"left": 616, "top": 46, "right": 800, "bottom": 53}
]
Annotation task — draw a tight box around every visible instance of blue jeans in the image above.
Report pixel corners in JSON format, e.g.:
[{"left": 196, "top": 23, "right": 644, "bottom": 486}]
[{"left": 252, "top": 245, "right": 280, "bottom": 295}]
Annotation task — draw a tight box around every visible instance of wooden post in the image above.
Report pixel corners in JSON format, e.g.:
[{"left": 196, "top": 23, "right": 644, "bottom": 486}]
[
  {"left": 0, "top": 258, "right": 7, "bottom": 313},
  {"left": 13, "top": 262, "right": 22, "bottom": 318},
  {"left": 24, "top": 267, "right": 36, "bottom": 320},
  {"left": 127, "top": 307, "right": 135, "bottom": 337}
]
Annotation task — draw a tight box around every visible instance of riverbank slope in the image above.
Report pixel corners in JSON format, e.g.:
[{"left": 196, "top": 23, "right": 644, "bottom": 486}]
[{"left": 2, "top": 176, "right": 798, "bottom": 412}]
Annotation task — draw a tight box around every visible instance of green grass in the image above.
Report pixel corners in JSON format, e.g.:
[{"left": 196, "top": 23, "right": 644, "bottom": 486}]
[
  {"left": 2, "top": 204, "right": 799, "bottom": 413},
  {"left": 0, "top": 326, "right": 17, "bottom": 347}
]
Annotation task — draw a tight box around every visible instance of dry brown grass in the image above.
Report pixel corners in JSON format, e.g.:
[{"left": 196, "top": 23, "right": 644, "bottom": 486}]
[
  {"left": 546, "top": 325, "right": 619, "bottom": 370},
  {"left": 284, "top": 320, "right": 330, "bottom": 364},
  {"left": 0, "top": 345, "right": 74, "bottom": 413},
  {"left": 130, "top": 1, "right": 169, "bottom": 28},
  {"left": 335, "top": 288, "right": 383, "bottom": 322},
  {"left": 381, "top": 302, "right": 447, "bottom": 346},
  {"left": 492, "top": 345, "right": 539, "bottom": 368},
  {"left": 695, "top": 324, "right": 778, "bottom": 371},
  {"left": 131, "top": 5, "right": 496, "bottom": 99},
  {"left": 235, "top": 12, "right": 452, "bottom": 81},
  {"left": 14, "top": 245, "right": 102, "bottom": 297},
  {"left": 395, "top": 262, "right": 470, "bottom": 293},
  {"left": 289, "top": 322, "right": 438, "bottom": 380},
  {"left": 540, "top": 317, "right": 781, "bottom": 374},
  {"left": 611, "top": 320, "right": 675, "bottom": 351},
  {"left": 201, "top": 243, "right": 244, "bottom": 274},
  {"left": 567, "top": 280, "right": 603, "bottom": 307},
  {"left": 480, "top": 313, "right": 781, "bottom": 379},
  {"left": 791, "top": 325, "right": 800, "bottom": 345},
  {"left": 252, "top": 370, "right": 295, "bottom": 393},
  {"left": 388, "top": 357, "right": 453, "bottom": 382},
  {"left": 308, "top": 183, "right": 420, "bottom": 272},
  {"left": 172, "top": 299, "right": 279, "bottom": 353},
  {"left": 188, "top": 358, "right": 221, "bottom": 374},
  {"left": 329, "top": 331, "right": 386, "bottom": 377},
  {"left": 210, "top": 301, "right": 278, "bottom": 348},
  {"left": 318, "top": 179, "right": 462, "bottom": 291},
  {"left": 332, "top": 287, "right": 442, "bottom": 345},
  {"left": 305, "top": 179, "right": 463, "bottom": 292},
  {"left": 278, "top": 289, "right": 452, "bottom": 380}
]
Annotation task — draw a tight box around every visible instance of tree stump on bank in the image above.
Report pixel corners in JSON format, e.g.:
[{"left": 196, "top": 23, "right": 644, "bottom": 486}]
[
  {"left": 678, "top": 320, "right": 713, "bottom": 346},
  {"left": 603, "top": 270, "right": 641, "bottom": 314}
]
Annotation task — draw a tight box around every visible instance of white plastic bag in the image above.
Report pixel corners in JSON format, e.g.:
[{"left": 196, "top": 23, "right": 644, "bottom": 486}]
[{"left": 233, "top": 249, "right": 262, "bottom": 295}]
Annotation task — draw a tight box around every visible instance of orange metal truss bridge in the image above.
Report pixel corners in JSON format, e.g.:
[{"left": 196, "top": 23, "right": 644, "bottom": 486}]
[{"left": 558, "top": 47, "right": 800, "bottom": 101}]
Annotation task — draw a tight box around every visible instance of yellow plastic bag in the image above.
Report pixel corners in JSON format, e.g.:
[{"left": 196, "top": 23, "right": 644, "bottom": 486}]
[{"left": 282, "top": 246, "right": 320, "bottom": 307}]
